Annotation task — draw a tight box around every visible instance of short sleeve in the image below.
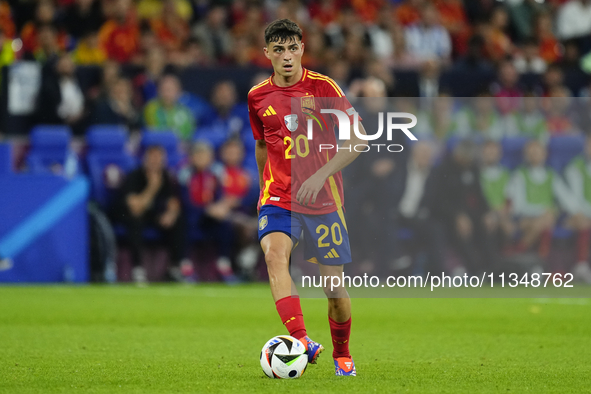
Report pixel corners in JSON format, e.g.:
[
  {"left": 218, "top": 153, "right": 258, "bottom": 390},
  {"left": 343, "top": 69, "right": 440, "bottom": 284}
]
[{"left": 248, "top": 94, "right": 264, "bottom": 140}]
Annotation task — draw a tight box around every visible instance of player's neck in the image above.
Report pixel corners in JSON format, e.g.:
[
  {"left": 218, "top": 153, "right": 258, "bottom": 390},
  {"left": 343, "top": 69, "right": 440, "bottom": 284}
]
[{"left": 272, "top": 67, "right": 304, "bottom": 88}]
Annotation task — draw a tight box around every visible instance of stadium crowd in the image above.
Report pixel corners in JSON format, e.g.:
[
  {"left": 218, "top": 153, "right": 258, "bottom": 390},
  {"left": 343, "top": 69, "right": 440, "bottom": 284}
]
[{"left": 3, "top": 0, "right": 591, "bottom": 283}]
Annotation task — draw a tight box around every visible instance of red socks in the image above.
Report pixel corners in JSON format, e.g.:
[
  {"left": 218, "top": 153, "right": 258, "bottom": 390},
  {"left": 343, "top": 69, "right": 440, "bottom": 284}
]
[
  {"left": 577, "top": 229, "right": 591, "bottom": 262},
  {"left": 329, "top": 316, "right": 351, "bottom": 359},
  {"left": 275, "top": 296, "right": 307, "bottom": 340},
  {"left": 276, "top": 296, "right": 352, "bottom": 360}
]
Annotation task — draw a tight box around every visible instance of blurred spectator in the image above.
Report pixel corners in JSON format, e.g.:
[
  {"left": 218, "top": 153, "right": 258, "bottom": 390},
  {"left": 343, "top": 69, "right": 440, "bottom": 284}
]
[
  {"left": 183, "top": 141, "right": 239, "bottom": 282},
  {"left": 391, "top": 140, "right": 446, "bottom": 275},
  {"left": 556, "top": 0, "right": 591, "bottom": 40},
  {"left": 480, "top": 140, "right": 514, "bottom": 243},
  {"left": 363, "top": 59, "right": 396, "bottom": 95},
  {"left": 404, "top": 3, "right": 451, "bottom": 65},
  {"left": 195, "top": 80, "right": 249, "bottom": 150},
  {"left": 0, "top": 1, "right": 16, "bottom": 39},
  {"left": 453, "top": 34, "right": 494, "bottom": 73},
  {"left": 35, "top": 54, "right": 86, "bottom": 134},
  {"left": 368, "top": 8, "right": 395, "bottom": 61},
  {"left": 414, "top": 93, "right": 455, "bottom": 140},
  {"left": 463, "top": 0, "right": 497, "bottom": 25},
  {"left": 63, "top": 0, "right": 104, "bottom": 40},
  {"left": 508, "top": 0, "right": 547, "bottom": 42},
  {"left": 231, "top": 5, "right": 264, "bottom": 45},
  {"left": 25, "top": 24, "right": 62, "bottom": 63},
  {"left": 176, "top": 37, "right": 211, "bottom": 67},
  {"left": 510, "top": 92, "right": 548, "bottom": 140},
  {"left": 301, "top": 25, "right": 328, "bottom": 69},
  {"left": 20, "top": 0, "right": 66, "bottom": 56},
  {"left": 435, "top": 0, "right": 471, "bottom": 57},
  {"left": 0, "top": 28, "right": 16, "bottom": 87},
  {"left": 418, "top": 59, "right": 441, "bottom": 97},
  {"left": 508, "top": 140, "right": 577, "bottom": 259},
  {"left": 98, "top": 0, "right": 140, "bottom": 63},
  {"left": 482, "top": 6, "right": 514, "bottom": 62},
  {"left": 133, "top": 46, "right": 170, "bottom": 104},
  {"left": 137, "top": 0, "right": 192, "bottom": 21},
  {"left": 555, "top": 39, "right": 582, "bottom": 73},
  {"left": 114, "top": 145, "right": 187, "bottom": 284},
  {"left": 492, "top": 61, "right": 523, "bottom": 115},
  {"left": 534, "top": 11, "right": 560, "bottom": 64},
  {"left": 564, "top": 134, "right": 591, "bottom": 282},
  {"left": 131, "top": 20, "right": 158, "bottom": 65},
  {"left": 229, "top": 35, "right": 255, "bottom": 67},
  {"left": 309, "top": 0, "right": 345, "bottom": 26},
  {"left": 72, "top": 31, "right": 107, "bottom": 65},
  {"left": 144, "top": 74, "right": 195, "bottom": 141},
  {"left": 150, "top": 0, "right": 190, "bottom": 54},
  {"left": 544, "top": 86, "right": 579, "bottom": 135},
  {"left": 98, "top": 60, "right": 121, "bottom": 97},
  {"left": 192, "top": 6, "right": 232, "bottom": 62},
  {"left": 542, "top": 64, "right": 566, "bottom": 95},
  {"left": 429, "top": 140, "right": 498, "bottom": 275},
  {"left": 351, "top": 0, "right": 384, "bottom": 23},
  {"left": 574, "top": 88, "right": 591, "bottom": 133},
  {"left": 219, "top": 138, "right": 251, "bottom": 204},
  {"left": 452, "top": 94, "right": 505, "bottom": 140},
  {"left": 513, "top": 37, "right": 547, "bottom": 74},
  {"left": 394, "top": 0, "right": 423, "bottom": 26},
  {"left": 91, "top": 77, "right": 141, "bottom": 130}
]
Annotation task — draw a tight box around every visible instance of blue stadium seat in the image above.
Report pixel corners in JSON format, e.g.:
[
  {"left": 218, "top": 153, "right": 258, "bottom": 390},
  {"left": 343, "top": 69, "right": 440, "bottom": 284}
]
[
  {"left": 86, "top": 125, "right": 129, "bottom": 152},
  {"left": 500, "top": 136, "right": 530, "bottom": 170},
  {"left": 26, "top": 125, "right": 78, "bottom": 176},
  {"left": 547, "top": 135, "right": 585, "bottom": 173},
  {"left": 86, "top": 126, "right": 136, "bottom": 208},
  {"left": 141, "top": 131, "right": 183, "bottom": 168}
]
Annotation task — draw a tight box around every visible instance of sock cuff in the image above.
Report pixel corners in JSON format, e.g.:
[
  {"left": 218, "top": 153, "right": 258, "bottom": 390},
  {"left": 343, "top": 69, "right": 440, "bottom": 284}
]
[
  {"left": 275, "top": 295, "right": 300, "bottom": 306},
  {"left": 328, "top": 316, "right": 351, "bottom": 327}
]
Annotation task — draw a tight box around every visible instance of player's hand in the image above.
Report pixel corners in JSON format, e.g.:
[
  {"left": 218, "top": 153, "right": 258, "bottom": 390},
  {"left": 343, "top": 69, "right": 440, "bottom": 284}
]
[
  {"left": 296, "top": 172, "right": 327, "bottom": 206},
  {"left": 456, "top": 213, "right": 473, "bottom": 239},
  {"left": 146, "top": 171, "right": 163, "bottom": 192},
  {"left": 159, "top": 210, "right": 177, "bottom": 228}
]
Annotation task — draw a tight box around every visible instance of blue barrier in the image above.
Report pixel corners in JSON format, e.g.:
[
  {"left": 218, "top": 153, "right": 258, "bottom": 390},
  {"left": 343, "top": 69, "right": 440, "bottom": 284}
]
[{"left": 0, "top": 175, "right": 89, "bottom": 283}]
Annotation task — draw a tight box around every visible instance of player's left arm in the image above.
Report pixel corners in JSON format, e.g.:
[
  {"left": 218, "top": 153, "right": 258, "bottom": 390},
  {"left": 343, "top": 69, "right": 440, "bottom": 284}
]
[{"left": 296, "top": 122, "right": 368, "bottom": 206}]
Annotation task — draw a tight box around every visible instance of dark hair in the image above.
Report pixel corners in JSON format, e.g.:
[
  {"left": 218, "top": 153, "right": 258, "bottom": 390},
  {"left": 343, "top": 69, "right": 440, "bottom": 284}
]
[{"left": 264, "top": 19, "right": 302, "bottom": 45}]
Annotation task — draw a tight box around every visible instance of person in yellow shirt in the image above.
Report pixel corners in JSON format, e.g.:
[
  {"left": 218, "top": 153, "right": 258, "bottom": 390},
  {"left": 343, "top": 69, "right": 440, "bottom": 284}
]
[
  {"left": 0, "top": 28, "right": 15, "bottom": 88},
  {"left": 73, "top": 31, "right": 107, "bottom": 65}
]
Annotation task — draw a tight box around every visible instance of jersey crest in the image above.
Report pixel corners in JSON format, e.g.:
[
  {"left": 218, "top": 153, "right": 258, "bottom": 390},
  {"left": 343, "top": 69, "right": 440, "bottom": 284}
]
[{"left": 301, "top": 95, "right": 315, "bottom": 115}]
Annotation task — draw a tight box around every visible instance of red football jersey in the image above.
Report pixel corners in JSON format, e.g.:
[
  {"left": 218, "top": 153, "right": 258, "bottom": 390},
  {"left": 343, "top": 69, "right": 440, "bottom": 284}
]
[{"left": 248, "top": 68, "right": 358, "bottom": 215}]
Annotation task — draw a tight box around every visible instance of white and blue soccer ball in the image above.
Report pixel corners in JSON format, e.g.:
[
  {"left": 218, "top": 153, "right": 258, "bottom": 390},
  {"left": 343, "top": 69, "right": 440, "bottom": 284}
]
[{"left": 260, "top": 335, "right": 308, "bottom": 379}]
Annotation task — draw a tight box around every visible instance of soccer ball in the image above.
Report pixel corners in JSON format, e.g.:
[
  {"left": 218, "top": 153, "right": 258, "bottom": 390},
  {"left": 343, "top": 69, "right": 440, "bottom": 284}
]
[{"left": 260, "top": 335, "right": 308, "bottom": 379}]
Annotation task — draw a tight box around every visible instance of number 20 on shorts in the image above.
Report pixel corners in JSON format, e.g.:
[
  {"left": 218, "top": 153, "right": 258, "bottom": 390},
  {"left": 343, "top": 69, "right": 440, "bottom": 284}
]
[{"left": 316, "top": 223, "right": 343, "bottom": 248}]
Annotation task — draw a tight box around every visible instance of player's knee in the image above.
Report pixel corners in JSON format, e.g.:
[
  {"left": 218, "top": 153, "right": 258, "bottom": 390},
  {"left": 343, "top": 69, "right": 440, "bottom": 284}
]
[
  {"left": 264, "top": 249, "right": 289, "bottom": 272},
  {"left": 323, "top": 284, "right": 347, "bottom": 299}
]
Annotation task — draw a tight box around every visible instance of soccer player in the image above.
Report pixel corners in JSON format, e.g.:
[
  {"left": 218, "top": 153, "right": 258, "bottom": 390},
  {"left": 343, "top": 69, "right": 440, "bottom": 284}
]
[{"left": 248, "top": 19, "right": 367, "bottom": 376}]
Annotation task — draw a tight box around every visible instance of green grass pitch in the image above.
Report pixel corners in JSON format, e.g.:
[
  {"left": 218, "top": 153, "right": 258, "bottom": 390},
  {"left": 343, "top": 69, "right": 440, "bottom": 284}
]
[{"left": 0, "top": 285, "right": 590, "bottom": 393}]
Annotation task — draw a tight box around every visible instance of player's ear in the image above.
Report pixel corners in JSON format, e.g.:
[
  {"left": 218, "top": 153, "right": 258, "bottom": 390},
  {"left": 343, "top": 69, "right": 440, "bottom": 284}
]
[
  {"left": 263, "top": 46, "right": 271, "bottom": 60},
  {"left": 300, "top": 42, "right": 305, "bottom": 54}
]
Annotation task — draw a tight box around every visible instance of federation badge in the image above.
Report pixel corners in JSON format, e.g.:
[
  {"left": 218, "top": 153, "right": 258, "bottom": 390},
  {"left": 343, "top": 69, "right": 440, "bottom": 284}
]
[
  {"left": 284, "top": 114, "right": 298, "bottom": 132},
  {"left": 259, "top": 215, "right": 268, "bottom": 231},
  {"left": 301, "top": 95, "right": 315, "bottom": 115}
]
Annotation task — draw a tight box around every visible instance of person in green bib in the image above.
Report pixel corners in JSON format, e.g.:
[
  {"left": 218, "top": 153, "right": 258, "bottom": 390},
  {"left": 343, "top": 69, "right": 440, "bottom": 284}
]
[
  {"left": 144, "top": 74, "right": 196, "bottom": 142},
  {"left": 508, "top": 140, "right": 577, "bottom": 259},
  {"left": 480, "top": 140, "right": 514, "bottom": 242},
  {"left": 564, "top": 135, "right": 591, "bottom": 283}
]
